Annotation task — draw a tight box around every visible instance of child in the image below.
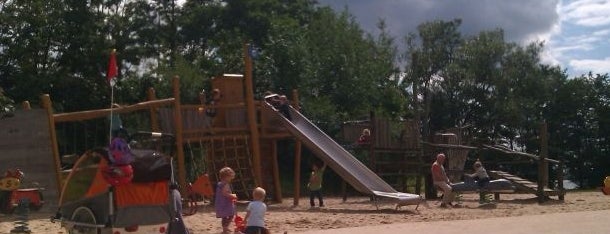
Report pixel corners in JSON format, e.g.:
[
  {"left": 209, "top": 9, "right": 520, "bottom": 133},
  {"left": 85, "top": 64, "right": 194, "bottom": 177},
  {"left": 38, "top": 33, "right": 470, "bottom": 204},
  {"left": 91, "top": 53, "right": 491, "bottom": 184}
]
[
  {"left": 307, "top": 160, "right": 326, "bottom": 208},
  {"left": 244, "top": 187, "right": 268, "bottom": 234},
  {"left": 277, "top": 95, "right": 292, "bottom": 120},
  {"left": 465, "top": 160, "right": 491, "bottom": 203},
  {"left": 215, "top": 167, "right": 237, "bottom": 234},
  {"left": 357, "top": 128, "right": 371, "bottom": 145},
  {"left": 205, "top": 88, "right": 222, "bottom": 118}
]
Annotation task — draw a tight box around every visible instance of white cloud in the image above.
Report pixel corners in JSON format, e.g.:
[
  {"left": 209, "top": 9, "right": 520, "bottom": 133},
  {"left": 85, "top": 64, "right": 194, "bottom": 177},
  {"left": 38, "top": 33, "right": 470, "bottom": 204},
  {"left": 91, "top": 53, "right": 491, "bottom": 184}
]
[
  {"left": 574, "top": 15, "right": 610, "bottom": 26},
  {"left": 561, "top": 0, "right": 610, "bottom": 26},
  {"left": 539, "top": 2, "right": 564, "bottom": 67},
  {"left": 556, "top": 43, "right": 595, "bottom": 52},
  {"left": 569, "top": 57, "right": 610, "bottom": 74},
  {"left": 592, "top": 28, "right": 610, "bottom": 36},
  {"left": 540, "top": 47, "right": 562, "bottom": 66},
  {"left": 563, "top": 33, "right": 606, "bottom": 46},
  {"left": 542, "top": 1, "right": 610, "bottom": 76}
]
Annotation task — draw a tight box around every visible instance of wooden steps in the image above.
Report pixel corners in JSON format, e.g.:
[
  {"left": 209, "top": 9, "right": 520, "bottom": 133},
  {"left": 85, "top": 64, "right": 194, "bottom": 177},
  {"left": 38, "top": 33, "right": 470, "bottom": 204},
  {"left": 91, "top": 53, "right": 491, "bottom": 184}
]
[{"left": 488, "top": 170, "right": 562, "bottom": 197}]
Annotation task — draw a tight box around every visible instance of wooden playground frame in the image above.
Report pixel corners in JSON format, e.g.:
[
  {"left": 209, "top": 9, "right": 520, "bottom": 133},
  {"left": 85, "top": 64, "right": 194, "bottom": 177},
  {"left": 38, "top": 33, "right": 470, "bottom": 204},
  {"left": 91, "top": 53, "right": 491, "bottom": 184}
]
[
  {"left": 41, "top": 44, "right": 302, "bottom": 203},
  {"left": 42, "top": 77, "right": 301, "bottom": 202}
]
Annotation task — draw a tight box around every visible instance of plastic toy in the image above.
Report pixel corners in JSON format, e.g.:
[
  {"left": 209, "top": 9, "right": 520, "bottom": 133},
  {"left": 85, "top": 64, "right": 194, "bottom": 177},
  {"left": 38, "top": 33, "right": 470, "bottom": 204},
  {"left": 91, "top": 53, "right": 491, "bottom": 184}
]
[{"left": 0, "top": 169, "right": 44, "bottom": 213}]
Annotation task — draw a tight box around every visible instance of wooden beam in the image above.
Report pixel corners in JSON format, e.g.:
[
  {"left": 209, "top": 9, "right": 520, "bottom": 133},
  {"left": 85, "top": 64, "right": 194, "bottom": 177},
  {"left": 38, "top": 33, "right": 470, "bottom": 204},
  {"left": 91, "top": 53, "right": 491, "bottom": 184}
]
[
  {"left": 423, "top": 142, "right": 478, "bottom": 150},
  {"left": 482, "top": 144, "right": 540, "bottom": 160},
  {"left": 53, "top": 98, "right": 174, "bottom": 123},
  {"left": 41, "top": 94, "right": 62, "bottom": 196}
]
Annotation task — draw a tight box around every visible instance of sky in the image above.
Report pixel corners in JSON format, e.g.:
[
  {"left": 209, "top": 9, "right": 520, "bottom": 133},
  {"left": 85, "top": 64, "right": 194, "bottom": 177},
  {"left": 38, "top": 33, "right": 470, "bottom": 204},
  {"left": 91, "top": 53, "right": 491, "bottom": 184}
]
[{"left": 318, "top": 0, "right": 610, "bottom": 78}]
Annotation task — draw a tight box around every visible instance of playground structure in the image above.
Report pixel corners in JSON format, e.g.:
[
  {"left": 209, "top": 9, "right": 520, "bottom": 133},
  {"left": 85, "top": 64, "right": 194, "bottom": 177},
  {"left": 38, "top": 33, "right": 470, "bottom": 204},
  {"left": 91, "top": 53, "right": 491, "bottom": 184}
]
[
  {"left": 341, "top": 114, "right": 425, "bottom": 195},
  {"left": 342, "top": 118, "right": 565, "bottom": 202},
  {"left": 35, "top": 44, "right": 423, "bottom": 208},
  {"left": 39, "top": 81, "right": 565, "bottom": 208},
  {"left": 2, "top": 43, "right": 565, "bottom": 214},
  {"left": 341, "top": 116, "right": 477, "bottom": 198},
  {"left": 479, "top": 123, "right": 565, "bottom": 202},
  {"left": 40, "top": 73, "right": 423, "bottom": 208},
  {"left": 431, "top": 123, "right": 565, "bottom": 201},
  {"left": 39, "top": 74, "right": 292, "bottom": 203}
]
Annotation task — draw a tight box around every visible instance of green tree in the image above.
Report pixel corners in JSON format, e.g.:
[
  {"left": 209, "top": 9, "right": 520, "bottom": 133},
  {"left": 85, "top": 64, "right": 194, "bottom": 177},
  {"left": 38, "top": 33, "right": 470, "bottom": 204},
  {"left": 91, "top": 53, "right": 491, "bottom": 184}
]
[
  {"left": 0, "top": 87, "right": 15, "bottom": 114},
  {"left": 403, "top": 19, "right": 463, "bottom": 137}
]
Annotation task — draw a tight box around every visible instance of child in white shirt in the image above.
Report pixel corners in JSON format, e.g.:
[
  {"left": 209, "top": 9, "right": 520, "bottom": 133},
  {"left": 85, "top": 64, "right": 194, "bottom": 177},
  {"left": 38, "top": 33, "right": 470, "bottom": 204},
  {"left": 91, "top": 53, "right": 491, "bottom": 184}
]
[{"left": 244, "top": 187, "right": 268, "bottom": 234}]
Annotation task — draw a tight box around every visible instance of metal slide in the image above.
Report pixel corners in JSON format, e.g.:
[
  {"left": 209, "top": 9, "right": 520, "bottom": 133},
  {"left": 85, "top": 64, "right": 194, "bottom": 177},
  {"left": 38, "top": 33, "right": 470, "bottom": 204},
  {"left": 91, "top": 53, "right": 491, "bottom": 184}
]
[{"left": 264, "top": 104, "right": 421, "bottom": 205}]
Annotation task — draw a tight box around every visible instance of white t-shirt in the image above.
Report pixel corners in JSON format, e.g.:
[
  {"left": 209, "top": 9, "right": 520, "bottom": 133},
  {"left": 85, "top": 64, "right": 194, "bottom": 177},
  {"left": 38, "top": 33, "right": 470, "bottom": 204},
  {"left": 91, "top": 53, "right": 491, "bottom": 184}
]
[{"left": 246, "top": 200, "right": 267, "bottom": 227}]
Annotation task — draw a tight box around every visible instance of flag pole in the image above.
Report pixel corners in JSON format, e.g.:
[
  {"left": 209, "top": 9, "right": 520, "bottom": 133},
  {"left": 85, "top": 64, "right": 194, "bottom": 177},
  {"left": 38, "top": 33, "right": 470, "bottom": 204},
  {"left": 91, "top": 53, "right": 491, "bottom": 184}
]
[
  {"left": 109, "top": 85, "right": 115, "bottom": 145},
  {"left": 107, "top": 49, "right": 118, "bottom": 145}
]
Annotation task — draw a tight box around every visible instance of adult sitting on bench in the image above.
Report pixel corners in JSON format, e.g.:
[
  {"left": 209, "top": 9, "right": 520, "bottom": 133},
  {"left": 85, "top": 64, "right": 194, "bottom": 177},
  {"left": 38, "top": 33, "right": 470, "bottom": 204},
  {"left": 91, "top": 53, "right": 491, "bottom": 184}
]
[{"left": 431, "top": 153, "right": 456, "bottom": 208}]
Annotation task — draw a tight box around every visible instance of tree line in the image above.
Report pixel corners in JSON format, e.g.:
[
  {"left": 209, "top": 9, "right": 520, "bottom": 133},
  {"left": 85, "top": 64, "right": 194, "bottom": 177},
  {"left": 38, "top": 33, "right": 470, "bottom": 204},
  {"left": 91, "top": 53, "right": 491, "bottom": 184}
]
[{"left": 1, "top": 0, "right": 608, "bottom": 188}]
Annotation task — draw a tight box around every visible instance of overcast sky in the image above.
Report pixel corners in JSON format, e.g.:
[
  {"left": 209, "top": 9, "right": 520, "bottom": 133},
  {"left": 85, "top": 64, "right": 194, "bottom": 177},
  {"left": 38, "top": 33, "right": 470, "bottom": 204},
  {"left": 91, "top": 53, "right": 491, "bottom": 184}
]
[{"left": 317, "top": 0, "right": 610, "bottom": 77}]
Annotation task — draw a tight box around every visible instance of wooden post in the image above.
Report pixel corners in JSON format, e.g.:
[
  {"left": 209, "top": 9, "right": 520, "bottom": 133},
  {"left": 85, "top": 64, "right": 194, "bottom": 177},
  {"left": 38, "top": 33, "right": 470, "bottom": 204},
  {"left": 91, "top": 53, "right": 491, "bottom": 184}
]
[
  {"left": 558, "top": 160, "right": 565, "bottom": 200},
  {"left": 147, "top": 88, "right": 160, "bottom": 132},
  {"left": 244, "top": 43, "right": 263, "bottom": 186},
  {"left": 41, "top": 94, "right": 62, "bottom": 195},
  {"left": 293, "top": 140, "right": 302, "bottom": 206},
  {"left": 172, "top": 76, "right": 188, "bottom": 194},
  {"left": 369, "top": 111, "right": 376, "bottom": 171},
  {"left": 414, "top": 120, "right": 423, "bottom": 195},
  {"left": 292, "top": 89, "right": 302, "bottom": 206},
  {"left": 538, "top": 121, "right": 549, "bottom": 202},
  {"left": 271, "top": 140, "right": 282, "bottom": 202},
  {"left": 341, "top": 180, "right": 347, "bottom": 202}
]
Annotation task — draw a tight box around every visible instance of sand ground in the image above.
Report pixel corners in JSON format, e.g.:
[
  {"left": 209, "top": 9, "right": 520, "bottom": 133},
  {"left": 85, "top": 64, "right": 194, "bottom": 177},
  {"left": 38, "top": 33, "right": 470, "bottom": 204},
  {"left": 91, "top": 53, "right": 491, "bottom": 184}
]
[{"left": 1, "top": 190, "right": 609, "bottom": 233}]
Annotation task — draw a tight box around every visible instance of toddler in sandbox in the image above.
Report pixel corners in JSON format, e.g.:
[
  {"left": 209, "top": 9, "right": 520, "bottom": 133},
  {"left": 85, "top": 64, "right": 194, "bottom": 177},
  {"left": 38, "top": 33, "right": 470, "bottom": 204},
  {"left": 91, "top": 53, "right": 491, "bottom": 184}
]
[
  {"left": 244, "top": 187, "right": 268, "bottom": 234},
  {"left": 215, "top": 167, "right": 237, "bottom": 234}
]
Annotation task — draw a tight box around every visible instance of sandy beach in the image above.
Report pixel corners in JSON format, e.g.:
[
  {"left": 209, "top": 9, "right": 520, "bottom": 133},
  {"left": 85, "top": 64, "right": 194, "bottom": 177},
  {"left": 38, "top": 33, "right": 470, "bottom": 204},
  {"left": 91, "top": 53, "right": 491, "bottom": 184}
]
[{"left": 1, "top": 190, "right": 609, "bottom": 233}]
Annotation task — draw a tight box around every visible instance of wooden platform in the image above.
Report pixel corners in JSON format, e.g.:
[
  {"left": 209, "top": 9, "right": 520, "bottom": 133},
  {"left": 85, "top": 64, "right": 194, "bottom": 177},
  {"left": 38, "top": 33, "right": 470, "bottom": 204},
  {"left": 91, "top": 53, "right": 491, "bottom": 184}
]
[{"left": 488, "top": 170, "right": 564, "bottom": 198}]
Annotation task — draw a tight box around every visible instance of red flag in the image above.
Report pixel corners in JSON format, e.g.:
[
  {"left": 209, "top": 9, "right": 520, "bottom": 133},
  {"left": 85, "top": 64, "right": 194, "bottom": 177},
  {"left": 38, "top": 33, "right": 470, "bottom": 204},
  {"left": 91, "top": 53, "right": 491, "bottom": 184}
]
[{"left": 106, "top": 49, "right": 118, "bottom": 84}]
